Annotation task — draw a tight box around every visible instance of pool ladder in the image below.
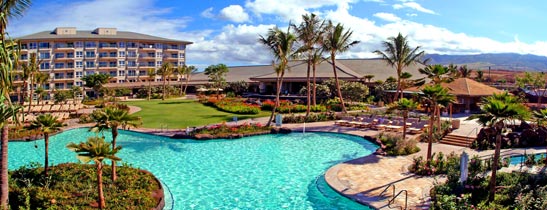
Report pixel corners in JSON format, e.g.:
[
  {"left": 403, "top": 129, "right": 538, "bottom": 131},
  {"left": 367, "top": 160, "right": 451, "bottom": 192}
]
[{"left": 379, "top": 184, "right": 408, "bottom": 210}]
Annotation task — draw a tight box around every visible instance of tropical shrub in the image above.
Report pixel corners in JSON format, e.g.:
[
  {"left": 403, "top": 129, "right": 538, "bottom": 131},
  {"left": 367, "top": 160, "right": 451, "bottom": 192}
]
[
  {"left": 191, "top": 122, "right": 271, "bottom": 138},
  {"left": 408, "top": 152, "right": 459, "bottom": 175},
  {"left": 201, "top": 97, "right": 260, "bottom": 114},
  {"left": 282, "top": 112, "right": 337, "bottom": 123},
  {"left": 376, "top": 132, "right": 420, "bottom": 156},
  {"left": 8, "top": 163, "right": 161, "bottom": 209}
]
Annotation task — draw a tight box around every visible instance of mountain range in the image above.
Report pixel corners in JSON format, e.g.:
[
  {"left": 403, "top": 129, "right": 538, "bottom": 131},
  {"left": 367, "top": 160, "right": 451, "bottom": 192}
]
[{"left": 424, "top": 53, "right": 547, "bottom": 71}]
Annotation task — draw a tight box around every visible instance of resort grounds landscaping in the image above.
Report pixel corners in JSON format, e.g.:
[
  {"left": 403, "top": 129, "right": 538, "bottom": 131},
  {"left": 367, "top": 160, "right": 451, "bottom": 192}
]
[
  {"left": 122, "top": 99, "right": 270, "bottom": 128},
  {"left": 9, "top": 163, "right": 162, "bottom": 209}
]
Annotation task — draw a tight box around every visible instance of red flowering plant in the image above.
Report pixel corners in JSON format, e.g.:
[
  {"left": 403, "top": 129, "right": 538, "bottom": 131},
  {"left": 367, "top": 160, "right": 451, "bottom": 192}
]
[{"left": 192, "top": 122, "right": 270, "bottom": 138}]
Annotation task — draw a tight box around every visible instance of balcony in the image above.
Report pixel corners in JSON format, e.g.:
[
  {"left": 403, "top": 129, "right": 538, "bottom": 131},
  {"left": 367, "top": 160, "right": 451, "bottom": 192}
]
[{"left": 139, "top": 44, "right": 156, "bottom": 51}]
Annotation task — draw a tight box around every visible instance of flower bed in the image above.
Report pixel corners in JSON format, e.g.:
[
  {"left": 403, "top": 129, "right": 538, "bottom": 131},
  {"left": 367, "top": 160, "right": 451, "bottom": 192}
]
[
  {"left": 261, "top": 100, "right": 327, "bottom": 113},
  {"left": 202, "top": 97, "right": 260, "bottom": 114},
  {"left": 191, "top": 122, "right": 272, "bottom": 139},
  {"left": 282, "top": 112, "right": 337, "bottom": 123},
  {"left": 9, "top": 163, "right": 162, "bottom": 209}
]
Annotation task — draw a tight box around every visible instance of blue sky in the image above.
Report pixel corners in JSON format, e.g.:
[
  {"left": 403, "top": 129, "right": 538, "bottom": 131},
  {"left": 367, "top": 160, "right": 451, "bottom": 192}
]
[{"left": 7, "top": 0, "right": 547, "bottom": 69}]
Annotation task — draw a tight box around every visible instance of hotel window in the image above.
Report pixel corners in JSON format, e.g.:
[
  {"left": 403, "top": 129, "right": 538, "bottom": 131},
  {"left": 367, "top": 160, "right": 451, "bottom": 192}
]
[
  {"left": 98, "top": 52, "right": 108, "bottom": 58},
  {"left": 171, "top": 53, "right": 177, "bottom": 58},
  {"left": 67, "top": 72, "right": 74, "bottom": 78},
  {"left": 171, "top": 62, "right": 177, "bottom": 67},
  {"left": 44, "top": 84, "right": 50, "bottom": 90},
  {"left": 20, "top": 54, "right": 28, "bottom": 60},
  {"left": 85, "top": 51, "right": 96, "bottom": 58},
  {"left": 127, "top": 42, "right": 137, "bottom": 48},
  {"left": 85, "top": 71, "right": 94, "bottom": 75},
  {"left": 127, "top": 61, "right": 136, "bottom": 67},
  {"left": 40, "top": 63, "right": 50, "bottom": 70},
  {"left": 155, "top": 43, "right": 163, "bottom": 49},
  {"left": 54, "top": 73, "right": 64, "bottom": 79},
  {"left": 39, "top": 52, "right": 50, "bottom": 59},
  {"left": 138, "top": 70, "right": 146, "bottom": 76},
  {"left": 98, "top": 62, "right": 108, "bottom": 67},
  {"left": 128, "top": 70, "right": 136, "bottom": 76},
  {"left": 118, "top": 60, "right": 125, "bottom": 67},
  {"left": 28, "top": 42, "right": 37, "bottom": 49},
  {"left": 179, "top": 45, "right": 185, "bottom": 50},
  {"left": 118, "top": 51, "right": 125, "bottom": 57},
  {"left": 147, "top": 62, "right": 154, "bottom": 66},
  {"left": 156, "top": 52, "right": 162, "bottom": 58},
  {"left": 85, "top": 61, "right": 95, "bottom": 68},
  {"left": 109, "top": 62, "right": 116, "bottom": 67},
  {"left": 76, "top": 51, "right": 83, "bottom": 58},
  {"left": 66, "top": 82, "right": 73, "bottom": 88},
  {"left": 170, "top": 44, "right": 177, "bottom": 49},
  {"left": 109, "top": 71, "right": 117, "bottom": 77},
  {"left": 54, "top": 63, "right": 64, "bottom": 69},
  {"left": 76, "top": 71, "right": 83, "bottom": 78},
  {"left": 179, "top": 53, "right": 185, "bottom": 58},
  {"left": 109, "top": 52, "right": 117, "bottom": 57},
  {"left": 54, "top": 83, "right": 64, "bottom": 89},
  {"left": 118, "top": 70, "right": 125, "bottom": 76},
  {"left": 118, "top": 42, "right": 125, "bottom": 48},
  {"left": 156, "top": 61, "right": 162, "bottom": 66},
  {"left": 39, "top": 42, "right": 50, "bottom": 49},
  {"left": 76, "top": 81, "right": 82, "bottom": 87},
  {"left": 178, "top": 62, "right": 184, "bottom": 66},
  {"left": 67, "top": 62, "right": 74, "bottom": 68},
  {"left": 118, "top": 80, "right": 125, "bottom": 83},
  {"left": 54, "top": 53, "right": 64, "bottom": 59},
  {"left": 74, "top": 41, "right": 83, "bottom": 48},
  {"left": 67, "top": 52, "right": 74, "bottom": 58},
  {"left": 85, "top": 41, "right": 96, "bottom": 48},
  {"left": 20, "top": 44, "right": 28, "bottom": 49},
  {"left": 75, "top": 61, "right": 83, "bottom": 68},
  {"left": 127, "top": 51, "right": 137, "bottom": 57}
]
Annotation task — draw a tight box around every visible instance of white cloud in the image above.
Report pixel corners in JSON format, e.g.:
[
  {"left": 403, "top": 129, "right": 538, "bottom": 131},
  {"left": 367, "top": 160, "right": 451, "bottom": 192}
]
[
  {"left": 393, "top": 2, "right": 436, "bottom": 15},
  {"left": 201, "top": 7, "right": 215, "bottom": 19},
  {"left": 219, "top": 5, "right": 250, "bottom": 23},
  {"left": 244, "top": 0, "right": 355, "bottom": 21},
  {"left": 373, "top": 12, "right": 401, "bottom": 22}
]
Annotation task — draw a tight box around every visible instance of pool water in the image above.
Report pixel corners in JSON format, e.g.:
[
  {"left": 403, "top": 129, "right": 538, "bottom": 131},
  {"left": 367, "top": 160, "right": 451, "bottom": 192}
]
[
  {"left": 9, "top": 128, "right": 377, "bottom": 209},
  {"left": 509, "top": 153, "right": 547, "bottom": 165}
]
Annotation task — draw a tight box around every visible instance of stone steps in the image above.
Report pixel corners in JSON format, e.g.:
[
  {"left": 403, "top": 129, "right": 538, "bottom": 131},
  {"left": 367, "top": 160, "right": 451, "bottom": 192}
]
[{"left": 440, "top": 134, "right": 474, "bottom": 147}]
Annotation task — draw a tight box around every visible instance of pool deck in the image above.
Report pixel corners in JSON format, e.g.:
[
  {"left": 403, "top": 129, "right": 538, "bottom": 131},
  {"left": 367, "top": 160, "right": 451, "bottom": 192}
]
[{"left": 68, "top": 106, "right": 546, "bottom": 210}]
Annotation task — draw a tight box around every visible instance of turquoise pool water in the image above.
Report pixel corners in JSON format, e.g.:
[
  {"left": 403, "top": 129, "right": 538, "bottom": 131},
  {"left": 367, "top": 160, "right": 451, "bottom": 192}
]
[
  {"left": 9, "top": 128, "right": 377, "bottom": 209},
  {"left": 509, "top": 153, "right": 547, "bottom": 165}
]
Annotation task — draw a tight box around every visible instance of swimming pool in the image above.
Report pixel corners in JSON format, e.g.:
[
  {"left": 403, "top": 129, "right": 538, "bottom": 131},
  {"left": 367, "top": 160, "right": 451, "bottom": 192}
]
[
  {"left": 509, "top": 152, "right": 547, "bottom": 165},
  {"left": 9, "top": 128, "right": 377, "bottom": 209}
]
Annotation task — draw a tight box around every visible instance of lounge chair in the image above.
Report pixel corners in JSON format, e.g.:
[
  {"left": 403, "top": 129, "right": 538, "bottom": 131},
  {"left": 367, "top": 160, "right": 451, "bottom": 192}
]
[
  {"left": 408, "top": 121, "right": 428, "bottom": 134},
  {"left": 371, "top": 119, "right": 389, "bottom": 130},
  {"left": 335, "top": 116, "right": 354, "bottom": 126},
  {"left": 386, "top": 121, "right": 404, "bottom": 132}
]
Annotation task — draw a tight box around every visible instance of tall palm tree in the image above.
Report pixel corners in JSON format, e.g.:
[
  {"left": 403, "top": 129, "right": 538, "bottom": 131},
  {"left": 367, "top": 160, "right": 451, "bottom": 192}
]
[
  {"left": 157, "top": 63, "right": 173, "bottom": 100},
  {"left": 91, "top": 107, "right": 141, "bottom": 181},
  {"left": 458, "top": 65, "right": 472, "bottom": 78},
  {"left": 259, "top": 26, "right": 297, "bottom": 126},
  {"left": 374, "top": 33, "right": 425, "bottom": 102},
  {"left": 0, "top": 1, "right": 30, "bottom": 207},
  {"left": 322, "top": 21, "right": 359, "bottom": 113},
  {"left": 421, "top": 85, "right": 455, "bottom": 161},
  {"left": 67, "top": 137, "right": 121, "bottom": 210},
  {"left": 146, "top": 68, "right": 155, "bottom": 100},
  {"left": 387, "top": 98, "right": 418, "bottom": 140},
  {"left": 29, "top": 114, "right": 63, "bottom": 176},
  {"left": 310, "top": 49, "right": 324, "bottom": 106},
  {"left": 467, "top": 92, "right": 529, "bottom": 202},
  {"left": 293, "top": 13, "right": 325, "bottom": 116},
  {"left": 19, "top": 53, "right": 36, "bottom": 106},
  {"left": 178, "top": 65, "right": 197, "bottom": 96},
  {"left": 34, "top": 71, "right": 49, "bottom": 103}
]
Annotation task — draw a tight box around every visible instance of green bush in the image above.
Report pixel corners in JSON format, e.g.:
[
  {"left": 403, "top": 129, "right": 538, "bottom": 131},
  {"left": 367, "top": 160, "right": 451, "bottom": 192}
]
[
  {"left": 192, "top": 122, "right": 271, "bottom": 138},
  {"left": 376, "top": 132, "right": 420, "bottom": 156},
  {"left": 9, "top": 163, "right": 161, "bottom": 210},
  {"left": 408, "top": 152, "right": 459, "bottom": 175},
  {"left": 282, "top": 112, "right": 337, "bottom": 123}
]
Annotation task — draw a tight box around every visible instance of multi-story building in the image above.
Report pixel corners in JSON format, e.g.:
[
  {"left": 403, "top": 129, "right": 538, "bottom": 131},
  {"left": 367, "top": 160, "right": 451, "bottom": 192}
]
[{"left": 16, "top": 27, "right": 192, "bottom": 100}]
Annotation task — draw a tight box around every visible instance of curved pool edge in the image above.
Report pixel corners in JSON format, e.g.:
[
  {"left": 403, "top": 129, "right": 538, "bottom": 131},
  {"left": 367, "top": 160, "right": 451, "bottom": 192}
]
[{"left": 324, "top": 155, "right": 383, "bottom": 210}]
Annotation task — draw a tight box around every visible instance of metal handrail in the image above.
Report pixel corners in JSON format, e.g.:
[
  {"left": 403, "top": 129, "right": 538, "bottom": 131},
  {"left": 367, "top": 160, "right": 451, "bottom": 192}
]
[
  {"left": 388, "top": 189, "right": 408, "bottom": 210},
  {"left": 465, "top": 127, "right": 479, "bottom": 145},
  {"left": 378, "top": 183, "right": 395, "bottom": 199}
]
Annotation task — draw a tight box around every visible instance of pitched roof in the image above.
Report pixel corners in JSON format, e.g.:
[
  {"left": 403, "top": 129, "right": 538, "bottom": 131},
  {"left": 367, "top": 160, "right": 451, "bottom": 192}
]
[
  {"left": 337, "top": 59, "right": 424, "bottom": 81},
  {"left": 17, "top": 30, "right": 192, "bottom": 44},
  {"left": 406, "top": 78, "right": 505, "bottom": 96},
  {"left": 249, "top": 60, "right": 363, "bottom": 82}
]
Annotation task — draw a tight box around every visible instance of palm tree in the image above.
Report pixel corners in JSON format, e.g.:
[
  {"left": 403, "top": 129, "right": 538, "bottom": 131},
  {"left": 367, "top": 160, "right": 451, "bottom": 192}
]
[
  {"left": 458, "top": 65, "right": 472, "bottom": 78},
  {"left": 157, "top": 63, "right": 173, "bottom": 100},
  {"left": 421, "top": 85, "right": 455, "bottom": 161},
  {"left": 91, "top": 107, "right": 141, "bottom": 181},
  {"left": 293, "top": 13, "right": 325, "bottom": 116},
  {"left": 146, "top": 68, "right": 155, "bottom": 100},
  {"left": 466, "top": 92, "right": 529, "bottom": 202},
  {"left": 387, "top": 98, "right": 418, "bottom": 140},
  {"left": 476, "top": 70, "right": 484, "bottom": 82},
  {"left": 259, "top": 26, "right": 297, "bottom": 126},
  {"left": 71, "top": 85, "right": 82, "bottom": 105},
  {"left": 374, "top": 33, "right": 425, "bottom": 102},
  {"left": 29, "top": 114, "right": 63, "bottom": 176},
  {"left": 19, "top": 53, "right": 37, "bottom": 107},
  {"left": 0, "top": 1, "right": 30, "bottom": 206},
  {"left": 322, "top": 21, "right": 359, "bottom": 113},
  {"left": 533, "top": 108, "right": 547, "bottom": 127},
  {"left": 67, "top": 136, "right": 121, "bottom": 209},
  {"left": 34, "top": 72, "right": 49, "bottom": 103},
  {"left": 178, "top": 65, "right": 197, "bottom": 96},
  {"left": 419, "top": 64, "right": 456, "bottom": 85},
  {"left": 311, "top": 49, "right": 324, "bottom": 106}
]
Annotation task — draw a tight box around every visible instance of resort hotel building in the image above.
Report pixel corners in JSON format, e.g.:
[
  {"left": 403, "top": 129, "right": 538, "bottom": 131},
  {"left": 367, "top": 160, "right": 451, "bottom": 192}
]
[{"left": 15, "top": 27, "right": 192, "bottom": 100}]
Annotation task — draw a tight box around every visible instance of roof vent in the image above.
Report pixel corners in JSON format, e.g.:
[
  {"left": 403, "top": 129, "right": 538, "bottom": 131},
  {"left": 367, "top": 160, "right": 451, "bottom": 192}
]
[
  {"left": 54, "top": 27, "right": 76, "bottom": 35},
  {"left": 93, "top": 28, "right": 117, "bottom": 35}
]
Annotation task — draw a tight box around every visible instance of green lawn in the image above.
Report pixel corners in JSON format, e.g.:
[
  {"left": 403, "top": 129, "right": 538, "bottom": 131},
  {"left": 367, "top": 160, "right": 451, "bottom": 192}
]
[{"left": 122, "top": 99, "right": 270, "bottom": 128}]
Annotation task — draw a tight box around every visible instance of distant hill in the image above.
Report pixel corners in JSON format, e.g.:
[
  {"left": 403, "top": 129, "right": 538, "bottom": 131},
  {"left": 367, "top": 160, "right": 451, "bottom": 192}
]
[{"left": 425, "top": 53, "right": 547, "bottom": 71}]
